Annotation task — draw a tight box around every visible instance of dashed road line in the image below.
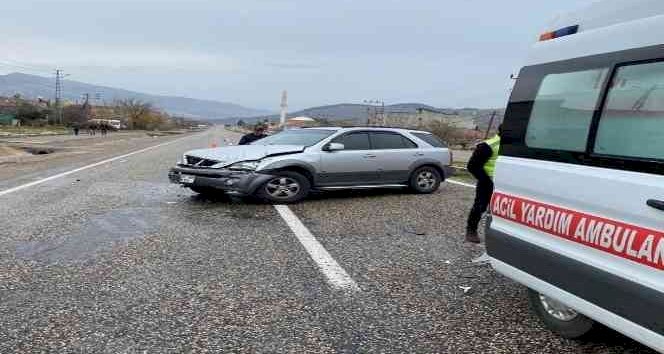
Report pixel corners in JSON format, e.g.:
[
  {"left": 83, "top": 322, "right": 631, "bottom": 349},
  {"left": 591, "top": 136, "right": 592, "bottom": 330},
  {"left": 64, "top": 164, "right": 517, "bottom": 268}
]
[
  {"left": 0, "top": 134, "right": 197, "bottom": 197},
  {"left": 447, "top": 179, "right": 476, "bottom": 188},
  {"left": 274, "top": 204, "right": 360, "bottom": 292}
]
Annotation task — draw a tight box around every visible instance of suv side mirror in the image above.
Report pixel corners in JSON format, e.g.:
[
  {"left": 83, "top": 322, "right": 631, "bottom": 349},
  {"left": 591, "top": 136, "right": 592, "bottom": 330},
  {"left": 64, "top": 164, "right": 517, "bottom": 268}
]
[{"left": 324, "top": 142, "right": 345, "bottom": 152}]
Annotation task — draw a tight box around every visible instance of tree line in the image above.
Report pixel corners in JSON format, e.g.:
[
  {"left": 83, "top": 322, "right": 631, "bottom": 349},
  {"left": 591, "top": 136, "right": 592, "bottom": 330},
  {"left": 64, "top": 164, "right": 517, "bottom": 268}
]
[{"left": 5, "top": 95, "right": 192, "bottom": 130}]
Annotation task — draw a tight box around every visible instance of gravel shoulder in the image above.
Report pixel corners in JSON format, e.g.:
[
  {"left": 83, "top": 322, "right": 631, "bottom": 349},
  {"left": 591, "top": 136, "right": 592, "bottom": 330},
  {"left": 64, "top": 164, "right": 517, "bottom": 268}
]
[{"left": 288, "top": 186, "right": 654, "bottom": 353}]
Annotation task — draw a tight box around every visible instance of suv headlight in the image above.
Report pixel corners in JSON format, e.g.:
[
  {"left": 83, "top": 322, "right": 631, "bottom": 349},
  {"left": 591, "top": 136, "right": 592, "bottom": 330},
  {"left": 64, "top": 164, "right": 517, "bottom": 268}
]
[{"left": 227, "top": 160, "right": 260, "bottom": 171}]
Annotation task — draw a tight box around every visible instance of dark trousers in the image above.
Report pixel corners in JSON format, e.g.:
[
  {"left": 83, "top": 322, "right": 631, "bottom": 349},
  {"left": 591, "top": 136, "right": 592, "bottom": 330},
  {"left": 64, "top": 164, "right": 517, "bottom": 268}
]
[{"left": 466, "top": 178, "right": 494, "bottom": 233}]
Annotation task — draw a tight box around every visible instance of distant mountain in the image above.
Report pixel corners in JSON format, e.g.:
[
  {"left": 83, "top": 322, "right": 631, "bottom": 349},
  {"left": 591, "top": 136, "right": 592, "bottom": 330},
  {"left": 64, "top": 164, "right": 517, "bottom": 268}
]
[
  {"left": 237, "top": 103, "right": 461, "bottom": 124},
  {"left": 0, "top": 72, "right": 269, "bottom": 119},
  {"left": 230, "top": 102, "right": 502, "bottom": 127}
]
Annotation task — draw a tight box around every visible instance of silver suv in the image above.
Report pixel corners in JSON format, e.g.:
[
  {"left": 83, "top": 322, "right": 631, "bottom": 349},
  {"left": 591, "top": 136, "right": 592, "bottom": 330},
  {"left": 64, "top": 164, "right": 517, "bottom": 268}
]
[{"left": 169, "top": 127, "right": 453, "bottom": 203}]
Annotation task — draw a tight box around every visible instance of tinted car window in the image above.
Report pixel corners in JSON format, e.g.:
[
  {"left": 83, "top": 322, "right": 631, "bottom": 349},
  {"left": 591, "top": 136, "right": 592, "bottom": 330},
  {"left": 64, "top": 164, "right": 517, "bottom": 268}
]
[
  {"left": 412, "top": 132, "right": 446, "bottom": 147},
  {"left": 334, "top": 132, "right": 370, "bottom": 150},
  {"left": 254, "top": 129, "right": 335, "bottom": 146},
  {"left": 370, "top": 132, "right": 417, "bottom": 149},
  {"left": 594, "top": 61, "right": 664, "bottom": 160},
  {"left": 525, "top": 68, "right": 608, "bottom": 152}
]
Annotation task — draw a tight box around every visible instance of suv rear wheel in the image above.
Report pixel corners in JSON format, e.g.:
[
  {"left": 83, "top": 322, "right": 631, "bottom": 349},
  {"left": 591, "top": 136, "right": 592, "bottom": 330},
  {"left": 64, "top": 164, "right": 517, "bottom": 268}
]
[
  {"left": 409, "top": 166, "right": 442, "bottom": 194},
  {"left": 528, "top": 289, "right": 595, "bottom": 338},
  {"left": 256, "top": 171, "right": 311, "bottom": 204}
]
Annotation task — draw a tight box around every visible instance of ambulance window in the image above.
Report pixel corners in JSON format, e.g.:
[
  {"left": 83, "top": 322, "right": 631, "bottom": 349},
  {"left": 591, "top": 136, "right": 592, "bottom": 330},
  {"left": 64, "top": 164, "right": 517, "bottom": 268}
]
[
  {"left": 525, "top": 68, "right": 608, "bottom": 152},
  {"left": 594, "top": 61, "right": 664, "bottom": 160}
]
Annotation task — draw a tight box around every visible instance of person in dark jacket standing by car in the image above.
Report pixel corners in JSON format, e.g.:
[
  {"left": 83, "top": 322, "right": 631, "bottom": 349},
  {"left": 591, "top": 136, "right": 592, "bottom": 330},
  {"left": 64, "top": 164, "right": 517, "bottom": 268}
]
[
  {"left": 465, "top": 124, "right": 502, "bottom": 243},
  {"left": 239, "top": 124, "right": 267, "bottom": 145}
]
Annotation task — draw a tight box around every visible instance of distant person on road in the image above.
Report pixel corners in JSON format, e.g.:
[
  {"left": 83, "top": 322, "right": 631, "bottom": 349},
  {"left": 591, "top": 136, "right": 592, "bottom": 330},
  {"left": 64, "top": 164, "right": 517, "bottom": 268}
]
[
  {"left": 100, "top": 124, "right": 108, "bottom": 137},
  {"left": 239, "top": 124, "right": 267, "bottom": 145},
  {"left": 465, "top": 124, "right": 502, "bottom": 244},
  {"left": 73, "top": 124, "right": 80, "bottom": 136}
]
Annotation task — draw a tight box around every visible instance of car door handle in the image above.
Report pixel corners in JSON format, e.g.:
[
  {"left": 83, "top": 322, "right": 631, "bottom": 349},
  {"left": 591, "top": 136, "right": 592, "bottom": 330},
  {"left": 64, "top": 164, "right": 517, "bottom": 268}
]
[
  {"left": 646, "top": 199, "right": 664, "bottom": 211},
  {"left": 363, "top": 154, "right": 377, "bottom": 158},
  {"left": 414, "top": 152, "right": 425, "bottom": 156}
]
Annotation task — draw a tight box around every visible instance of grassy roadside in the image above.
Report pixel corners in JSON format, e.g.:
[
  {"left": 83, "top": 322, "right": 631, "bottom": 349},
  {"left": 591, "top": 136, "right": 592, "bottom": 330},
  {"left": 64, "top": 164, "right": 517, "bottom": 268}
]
[
  {"left": 0, "top": 146, "right": 28, "bottom": 158},
  {"left": 448, "top": 163, "right": 476, "bottom": 185},
  {"left": 0, "top": 126, "right": 69, "bottom": 137}
]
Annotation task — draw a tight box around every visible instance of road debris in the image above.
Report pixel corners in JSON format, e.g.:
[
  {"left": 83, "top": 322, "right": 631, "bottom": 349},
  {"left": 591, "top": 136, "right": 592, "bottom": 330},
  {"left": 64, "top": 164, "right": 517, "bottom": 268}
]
[{"left": 459, "top": 286, "right": 473, "bottom": 294}]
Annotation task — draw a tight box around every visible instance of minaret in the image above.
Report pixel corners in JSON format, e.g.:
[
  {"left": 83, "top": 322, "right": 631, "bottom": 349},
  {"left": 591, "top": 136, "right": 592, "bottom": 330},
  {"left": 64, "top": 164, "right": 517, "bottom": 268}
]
[{"left": 280, "top": 90, "right": 288, "bottom": 129}]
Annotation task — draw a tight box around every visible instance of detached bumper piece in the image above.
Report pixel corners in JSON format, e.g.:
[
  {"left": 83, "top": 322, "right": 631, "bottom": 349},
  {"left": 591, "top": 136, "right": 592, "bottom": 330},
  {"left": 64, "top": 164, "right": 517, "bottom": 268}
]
[{"left": 168, "top": 165, "right": 273, "bottom": 195}]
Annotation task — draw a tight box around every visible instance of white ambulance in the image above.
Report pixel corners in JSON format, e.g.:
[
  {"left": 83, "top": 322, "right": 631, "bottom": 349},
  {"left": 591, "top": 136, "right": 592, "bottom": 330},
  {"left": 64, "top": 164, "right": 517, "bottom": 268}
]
[{"left": 487, "top": 0, "right": 664, "bottom": 352}]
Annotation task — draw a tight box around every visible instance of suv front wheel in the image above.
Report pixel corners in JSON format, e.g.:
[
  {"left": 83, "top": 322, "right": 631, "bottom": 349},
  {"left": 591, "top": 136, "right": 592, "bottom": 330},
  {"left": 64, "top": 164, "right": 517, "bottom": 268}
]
[
  {"left": 256, "top": 171, "right": 311, "bottom": 204},
  {"left": 409, "top": 166, "right": 442, "bottom": 194}
]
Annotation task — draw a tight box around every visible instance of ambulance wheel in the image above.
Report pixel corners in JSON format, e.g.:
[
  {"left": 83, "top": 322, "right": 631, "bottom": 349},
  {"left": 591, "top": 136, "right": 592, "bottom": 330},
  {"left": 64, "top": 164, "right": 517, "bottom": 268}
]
[{"left": 528, "top": 289, "right": 595, "bottom": 339}]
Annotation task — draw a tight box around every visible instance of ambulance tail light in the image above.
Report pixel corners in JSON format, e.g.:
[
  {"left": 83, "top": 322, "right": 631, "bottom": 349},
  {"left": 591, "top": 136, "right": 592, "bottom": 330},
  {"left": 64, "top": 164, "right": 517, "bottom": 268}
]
[{"left": 539, "top": 25, "right": 579, "bottom": 41}]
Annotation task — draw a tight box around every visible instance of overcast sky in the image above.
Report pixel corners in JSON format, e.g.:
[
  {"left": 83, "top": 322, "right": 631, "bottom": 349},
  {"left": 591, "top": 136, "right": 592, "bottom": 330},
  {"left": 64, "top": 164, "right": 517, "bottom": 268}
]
[{"left": 0, "top": 0, "right": 593, "bottom": 111}]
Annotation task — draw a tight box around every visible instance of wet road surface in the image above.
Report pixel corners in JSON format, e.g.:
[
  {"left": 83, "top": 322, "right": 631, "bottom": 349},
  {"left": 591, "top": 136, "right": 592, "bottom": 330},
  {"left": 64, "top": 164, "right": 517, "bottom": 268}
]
[{"left": 0, "top": 127, "right": 655, "bottom": 353}]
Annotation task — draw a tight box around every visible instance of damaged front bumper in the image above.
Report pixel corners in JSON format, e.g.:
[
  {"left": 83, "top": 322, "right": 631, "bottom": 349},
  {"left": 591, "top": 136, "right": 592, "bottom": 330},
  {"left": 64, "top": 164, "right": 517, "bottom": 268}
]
[{"left": 168, "top": 165, "right": 273, "bottom": 195}]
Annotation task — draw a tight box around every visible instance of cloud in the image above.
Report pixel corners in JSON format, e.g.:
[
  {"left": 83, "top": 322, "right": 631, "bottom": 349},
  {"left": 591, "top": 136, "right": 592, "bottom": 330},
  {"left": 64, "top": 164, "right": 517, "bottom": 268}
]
[
  {"left": 2, "top": 37, "right": 236, "bottom": 74},
  {"left": 266, "top": 61, "right": 321, "bottom": 70},
  {"left": 0, "top": 0, "right": 597, "bottom": 110}
]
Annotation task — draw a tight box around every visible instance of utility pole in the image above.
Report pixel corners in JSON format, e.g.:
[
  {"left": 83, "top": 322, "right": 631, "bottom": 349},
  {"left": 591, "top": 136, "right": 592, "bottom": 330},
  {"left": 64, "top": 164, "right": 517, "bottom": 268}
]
[
  {"left": 80, "top": 93, "right": 91, "bottom": 123},
  {"left": 54, "top": 70, "right": 69, "bottom": 125},
  {"left": 363, "top": 99, "right": 385, "bottom": 126},
  {"left": 55, "top": 70, "right": 62, "bottom": 124},
  {"left": 379, "top": 101, "right": 385, "bottom": 125},
  {"left": 484, "top": 110, "right": 497, "bottom": 139}
]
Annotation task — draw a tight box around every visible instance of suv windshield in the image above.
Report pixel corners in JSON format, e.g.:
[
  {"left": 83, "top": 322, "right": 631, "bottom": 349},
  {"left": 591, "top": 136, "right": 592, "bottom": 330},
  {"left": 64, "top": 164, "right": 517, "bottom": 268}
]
[{"left": 252, "top": 129, "right": 335, "bottom": 146}]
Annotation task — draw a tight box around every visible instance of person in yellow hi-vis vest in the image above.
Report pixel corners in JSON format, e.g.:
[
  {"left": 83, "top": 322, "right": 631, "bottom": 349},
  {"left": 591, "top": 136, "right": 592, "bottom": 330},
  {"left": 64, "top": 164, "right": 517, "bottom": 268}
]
[{"left": 465, "top": 125, "right": 502, "bottom": 243}]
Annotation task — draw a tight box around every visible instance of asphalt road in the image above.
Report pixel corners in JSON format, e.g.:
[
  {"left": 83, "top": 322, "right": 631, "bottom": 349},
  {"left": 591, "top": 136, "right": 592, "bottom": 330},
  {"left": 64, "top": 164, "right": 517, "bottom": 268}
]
[{"left": 0, "top": 127, "right": 654, "bottom": 353}]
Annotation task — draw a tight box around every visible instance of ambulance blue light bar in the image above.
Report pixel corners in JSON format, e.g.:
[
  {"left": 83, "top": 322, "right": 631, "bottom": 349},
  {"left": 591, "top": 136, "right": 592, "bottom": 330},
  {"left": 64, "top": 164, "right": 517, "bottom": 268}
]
[{"left": 539, "top": 25, "right": 579, "bottom": 41}]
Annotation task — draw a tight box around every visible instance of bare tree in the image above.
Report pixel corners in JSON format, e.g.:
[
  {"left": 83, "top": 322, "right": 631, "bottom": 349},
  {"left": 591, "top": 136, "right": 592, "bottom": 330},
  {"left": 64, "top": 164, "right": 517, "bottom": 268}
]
[
  {"left": 63, "top": 104, "right": 90, "bottom": 125},
  {"left": 14, "top": 97, "right": 49, "bottom": 125},
  {"left": 426, "top": 120, "right": 463, "bottom": 146},
  {"left": 116, "top": 98, "right": 153, "bottom": 129}
]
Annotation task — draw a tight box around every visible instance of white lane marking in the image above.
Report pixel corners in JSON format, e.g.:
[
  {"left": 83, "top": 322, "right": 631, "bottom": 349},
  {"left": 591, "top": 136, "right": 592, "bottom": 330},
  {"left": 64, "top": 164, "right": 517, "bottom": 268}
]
[
  {"left": 0, "top": 134, "right": 195, "bottom": 197},
  {"left": 471, "top": 252, "right": 491, "bottom": 264},
  {"left": 446, "top": 179, "right": 476, "bottom": 188},
  {"left": 273, "top": 204, "right": 360, "bottom": 292}
]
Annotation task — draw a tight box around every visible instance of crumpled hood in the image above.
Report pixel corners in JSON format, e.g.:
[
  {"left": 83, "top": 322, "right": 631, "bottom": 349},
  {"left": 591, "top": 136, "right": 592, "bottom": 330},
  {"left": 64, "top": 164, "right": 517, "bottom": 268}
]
[{"left": 184, "top": 145, "right": 305, "bottom": 167}]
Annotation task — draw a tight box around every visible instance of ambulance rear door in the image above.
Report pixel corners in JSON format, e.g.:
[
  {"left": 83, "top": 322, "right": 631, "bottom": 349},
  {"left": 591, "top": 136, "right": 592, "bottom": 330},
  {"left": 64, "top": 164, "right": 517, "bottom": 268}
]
[{"left": 488, "top": 45, "right": 664, "bottom": 350}]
